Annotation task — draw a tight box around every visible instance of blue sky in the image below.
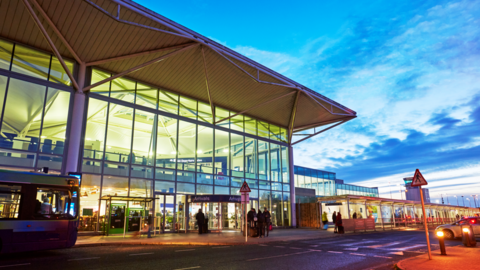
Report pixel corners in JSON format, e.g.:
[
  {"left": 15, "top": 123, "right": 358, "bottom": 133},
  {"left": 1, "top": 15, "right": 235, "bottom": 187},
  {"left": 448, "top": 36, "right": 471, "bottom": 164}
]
[{"left": 135, "top": 0, "right": 480, "bottom": 206}]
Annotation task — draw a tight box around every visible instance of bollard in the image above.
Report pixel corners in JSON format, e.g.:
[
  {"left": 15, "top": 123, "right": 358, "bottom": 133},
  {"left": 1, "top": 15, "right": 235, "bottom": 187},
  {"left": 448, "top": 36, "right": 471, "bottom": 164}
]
[
  {"left": 462, "top": 225, "right": 477, "bottom": 247},
  {"left": 436, "top": 231, "right": 447, "bottom": 255}
]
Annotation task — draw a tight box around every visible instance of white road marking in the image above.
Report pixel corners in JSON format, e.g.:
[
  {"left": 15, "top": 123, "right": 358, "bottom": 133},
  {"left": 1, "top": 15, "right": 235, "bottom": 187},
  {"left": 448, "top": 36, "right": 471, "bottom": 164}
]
[
  {"left": 247, "top": 251, "right": 314, "bottom": 261},
  {"left": 309, "top": 249, "right": 322, "bottom": 252},
  {"left": 0, "top": 264, "right": 31, "bottom": 268},
  {"left": 388, "top": 251, "right": 404, "bottom": 256},
  {"left": 173, "top": 267, "right": 201, "bottom": 270},
  {"left": 367, "top": 242, "right": 403, "bottom": 249},
  {"left": 344, "top": 248, "right": 358, "bottom": 251},
  {"left": 391, "top": 244, "right": 425, "bottom": 251},
  {"left": 274, "top": 246, "right": 285, "bottom": 248},
  {"left": 290, "top": 247, "right": 302, "bottom": 250},
  {"left": 328, "top": 251, "right": 343, "bottom": 254},
  {"left": 374, "top": 255, "right": 392, "bottom": 259},
  {"left": 68, "top": 257, "right": 100, "bottom": 261},
  {"left": 129, "top": 253, "right": 154, "bottom": 256},
  {"left": 350, "top": 253, "right": 366, "bottom": 256},
  {"left": 175, "top": 249, "right": 195, "bottom": 252},
  {"left": 212, "top": 246, "right": 230, "bottom": 249},
  {"left": 341, "top": 241, "right": 377, "bottom": 246}
]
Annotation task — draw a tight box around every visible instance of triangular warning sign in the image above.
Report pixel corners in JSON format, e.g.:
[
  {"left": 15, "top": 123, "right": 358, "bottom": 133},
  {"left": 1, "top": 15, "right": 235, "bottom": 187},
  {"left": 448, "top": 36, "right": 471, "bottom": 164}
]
[
  {"left": 411, "top": 169, "right": 428, "bottom": 187},
  {"left": 240, "top": 181, "right": 251, "bottom": 192}
]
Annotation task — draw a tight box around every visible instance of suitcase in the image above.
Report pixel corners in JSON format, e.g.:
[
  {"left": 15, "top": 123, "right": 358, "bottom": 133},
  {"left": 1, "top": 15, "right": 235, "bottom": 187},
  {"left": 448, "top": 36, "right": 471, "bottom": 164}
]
[
  {"left": 250, "top": 227, "right": 258, "bottom": 237},
  {"left": 323, "top": 224, "right": 328, "bottom": 230},
  {"left": 338, "top": 225, "right": 345, "bottom": 234},
  {"left": 269, "top": 224, "right": 273, "bottom": 231}
]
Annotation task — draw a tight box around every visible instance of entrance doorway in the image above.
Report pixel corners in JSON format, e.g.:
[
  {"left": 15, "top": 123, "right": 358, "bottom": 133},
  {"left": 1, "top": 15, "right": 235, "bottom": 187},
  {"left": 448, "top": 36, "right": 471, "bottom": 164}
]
[
  {"left": 155, "top": 194, "right": 175, "bottom": 233},
  {"left": 221, "top": 203, "right": 241, "bottom": 229}
]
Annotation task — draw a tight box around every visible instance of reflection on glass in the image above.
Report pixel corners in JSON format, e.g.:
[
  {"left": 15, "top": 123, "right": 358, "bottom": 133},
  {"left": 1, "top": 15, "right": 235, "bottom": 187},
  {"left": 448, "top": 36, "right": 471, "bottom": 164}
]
[
  {"left": 132, "top": 110, "right": 155, "bottom": 166},
  {"left": 156, "top": 116, "right": 177, "bottom": 169},
  {"left": 102, "top": 176, "right": 128, "bottom": 196},
  {"left": 177, "top": 121, "right": 195, "bottom": 171},
  {"left": 214, "top": 129, "right": 229, "bottom": 176},
  {"left": 159, "top": 90, "right": 179, "bottom": 114},
  {"left": 230, "top": 112, "right": 243, "bottom": 132},
  {"left": 129, "top": 178, "right": 152, "bottom": 197},
  {"left": 258, "top": 140, "right": 269, "bottom": 180},
  {"left": 270, "top": 124, "right": 281, "bottom": 141},
  {"left": 0, "top": 39, "right": 13, "bottom": 70},
  {"left": 197, "top": 102, "right": 213, "bottom": 123},
  {"left": 91, "top": 69, "right": 111, "bottom": 96},
  {"left": 111, "top": 77, "right": 135, "bottom": 103},
  {"left": 215, "top": 107, "right": 229, "bottom": 128},
  {"left": 84, "top": 98, "right": 108, "bottom": 160},
  {"left": 244, "top": 116, "right": 256, "bottom": 136},
  {"left": 272, "top": 191, "right": 282, "bottom": 226},
  {"left": 257, "top": 121, "right": 269, "bottom": 139},
  {"left": 40, "top": 87, "right": 70, "bottom": 155},
  {"left": 135, "top": 83, "right": 157, "bottom": 109},
  {"left": 197, "top": 126, "right": 212, "bottom": 173},
  {"left": 12, "top": 45, "right": 50, "bottom": 80},
  {"left": 197, "top": 184, "right": 213, "bottom": 195},
  {"left": 179, "top": 96, "right": 197, "bottom": 120},
  {"left": 245, "top": 137, "right": 257, "bottom": 179},
  {"left": 230, "top": 133, "right": 243, "bottom": 178},
  {"left": 49, "top": 56, "right": 73, "bottom": 86},
  {"left": 105, "top": 104, "right": 133, "bottom": 164},
  {"left": 270, "top": 143, "right": 281, "bottom": 182},
  {"left": 283, "top": 192, "right": 291, "bottom": 226},
  {"left": 78, "top": 174, "right": 100, "bottom": 231}
]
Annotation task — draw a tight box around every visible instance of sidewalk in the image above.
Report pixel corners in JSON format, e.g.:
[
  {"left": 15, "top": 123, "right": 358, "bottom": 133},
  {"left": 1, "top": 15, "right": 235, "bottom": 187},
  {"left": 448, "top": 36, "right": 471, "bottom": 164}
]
[
  {"left": 76, "top": 228, "right": 341, "bottom": 247},
  {"left": 397, "top": 245, "right": 480, "bottom": 270}
]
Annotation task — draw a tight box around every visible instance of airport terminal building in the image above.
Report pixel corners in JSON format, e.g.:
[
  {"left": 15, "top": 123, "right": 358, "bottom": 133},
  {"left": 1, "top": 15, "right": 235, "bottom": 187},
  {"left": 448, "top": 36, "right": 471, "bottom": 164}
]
[{"left": 0, "top": 0, "right": 357, "bottom": 232}]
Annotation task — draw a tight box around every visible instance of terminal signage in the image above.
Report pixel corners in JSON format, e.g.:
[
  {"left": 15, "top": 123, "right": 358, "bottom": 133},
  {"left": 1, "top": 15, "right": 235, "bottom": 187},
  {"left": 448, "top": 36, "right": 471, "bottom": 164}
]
[{"left": 190, "top": 195, "right": 241, "bottom": 203}]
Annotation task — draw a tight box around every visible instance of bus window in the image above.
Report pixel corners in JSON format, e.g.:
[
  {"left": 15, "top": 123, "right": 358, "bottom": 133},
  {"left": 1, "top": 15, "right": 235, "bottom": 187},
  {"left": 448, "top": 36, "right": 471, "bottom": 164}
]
[
  {"left": 35, "top": 187, "right": 74, "bottom": 219},
  {"left": 0, "top": 184, "right": 21, "bottom": 219}
]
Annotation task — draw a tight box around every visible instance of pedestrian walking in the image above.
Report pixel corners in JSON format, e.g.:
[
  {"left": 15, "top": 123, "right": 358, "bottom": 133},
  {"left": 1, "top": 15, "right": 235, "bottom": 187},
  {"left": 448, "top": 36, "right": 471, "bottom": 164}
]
[
  {"left": 257, "top": 209, "right": 265, "bottom": 238},
  {"left": 196, "top": 209, "right": 205, "bottom": 234},
  {"left": 456, "top": 214, "right": 460, "bottom": 220},
  {"left": 147, "top": 214, "right": 153, "bottom": 238},
  {"left": 352, "top": 212, "right": 357, "bottom": 219},
  {"left": 322, "top": 211, "right": 328, "bottom": 230},
  {"left": 264, "top": 207, "right": 271, "bottom": 237},
  {"left": 336, "top": 212, "right": 344, "bottom": 234},
  {"left": 332, "top": 211, "right": 337, "bottom": 233}
]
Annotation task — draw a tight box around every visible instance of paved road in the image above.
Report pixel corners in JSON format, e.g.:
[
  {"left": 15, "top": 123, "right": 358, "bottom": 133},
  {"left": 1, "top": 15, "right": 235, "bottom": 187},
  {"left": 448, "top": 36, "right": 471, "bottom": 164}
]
[{"left": 0, "top": 231, "right": 466, "bottom": 270}]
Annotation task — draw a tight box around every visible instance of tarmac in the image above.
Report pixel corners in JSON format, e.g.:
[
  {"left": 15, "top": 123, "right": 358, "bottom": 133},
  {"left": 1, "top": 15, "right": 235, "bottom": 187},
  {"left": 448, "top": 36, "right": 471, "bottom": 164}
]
[{"left": 397, "top": 245, "right": 480, "bottom": 270}]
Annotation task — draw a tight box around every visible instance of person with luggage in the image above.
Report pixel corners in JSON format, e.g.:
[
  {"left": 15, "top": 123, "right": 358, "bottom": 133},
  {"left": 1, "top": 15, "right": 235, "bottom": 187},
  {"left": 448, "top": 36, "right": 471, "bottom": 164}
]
[
  {"left": 264, "top": 207, "right": 271, "bottom": 237},
  {"left": 147, "top": 214, "right": 153, "bottom": 238},
  {"left": 332, "top": 211, "right": 337, "bottom": 233},
  {"left": 196, "top": 209, "right": 205, "bottom": 234},
  {"left": 336, "top": 211, "right": 344, "bottom": 234},
  {"left": 257, "top": 209, "right": 265, "bottom": 238},
  {"left": 322, "top": 211, "right": 328, "bottom": 229},
  {"left": 247, "top": 208, "right": 257, "bottom": 237}
]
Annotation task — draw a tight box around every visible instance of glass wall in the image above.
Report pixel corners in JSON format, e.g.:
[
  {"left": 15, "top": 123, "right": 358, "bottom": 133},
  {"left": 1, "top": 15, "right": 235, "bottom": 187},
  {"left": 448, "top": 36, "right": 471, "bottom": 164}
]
[{"left": 0, "top": 39, "right": 73, "bottom": 172}]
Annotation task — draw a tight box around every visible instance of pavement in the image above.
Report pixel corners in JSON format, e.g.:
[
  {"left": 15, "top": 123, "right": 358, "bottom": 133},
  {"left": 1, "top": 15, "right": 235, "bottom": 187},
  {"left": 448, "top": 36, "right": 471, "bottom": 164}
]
[{"left": 397, "top": 245, "right": 480, "bottom": 270}]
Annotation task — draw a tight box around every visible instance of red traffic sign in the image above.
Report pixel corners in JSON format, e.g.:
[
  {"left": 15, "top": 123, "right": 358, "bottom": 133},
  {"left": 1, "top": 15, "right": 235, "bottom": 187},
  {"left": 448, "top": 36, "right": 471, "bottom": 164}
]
[
  {"left": 411, "top": 169, "right": 428, "bottom": 187},
  {"left": 240, "top": 181, "right": 251, "bottom": 193}
]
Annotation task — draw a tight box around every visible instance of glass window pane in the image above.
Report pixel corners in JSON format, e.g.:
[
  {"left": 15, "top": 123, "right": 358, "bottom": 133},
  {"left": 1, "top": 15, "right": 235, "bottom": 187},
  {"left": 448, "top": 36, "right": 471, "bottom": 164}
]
[
  {"left": 196, "top": 184, "right": 213, "bottom": 195},
  {"left": 0, "top": 149, "right": 35, "bottom": 167},
  {"left": 129, "top": 178, "right": 152, "bottom": 197},
  {"left": 82, "top": 159, "right": 102, "bottom": 174},
  {"left": 230, "top": 133, "right": 244, "bottom": 178},
  {"left": 249, "top": 189, "right": 258, "bottom": 198},
  {"left": 214, "top": 129, "right": 229, "bottom": 176},
  {"left": 245, "top": 137, "right": 257, "bottom": 179},
  {"left": 230, "top": 177, "right": 243, "bottom": 187},
  {"left": 0, "top": 39, "right": 13, "bottom": 70},
  {"left": 103, "top": 162, "right": 129, "bottom": 176},
  {"left": 246, "top": 179, "right": 258, "bottom": 189},
  {"left": 177, "top": 182, "right": 195, "bottom": 194},
  {"left": 197, "top": 102, "right": 213, "bottom": 124},
  {"left": 83, "top": 98, "right": 107, "bottom": 160},
  {"left": 135, "top": 83, "right": 157, "bottom": 109},
  {"left": 79, "top": 174, "right": 101, "bottom": 228},
  {"left": 260, "top": 181, "right": 271, "bottom": 190},
  {"left": 49, "top": 56, "right": 74, "bottom": 86},
  {"left": 272, "top": 191, "right": 282, "bottom": 226},
  {"left": 259, "top": 190, "right": 270, "bottom": 211},
  {"left": 214, "top": 186, "right": 229, "bottom": 195},
  {"left": 156, "top": 116, "right": 177, "bottom": 169},
  {"left": 12, "top": 45, "right": 50, "bottom": 80},
  {"left": 102, "top": 176, "right": 128, "bottom": 196},
  {"left": 270, "top": 124, "right": 281, "bottom": 141},
  {"left": 130, "top": 165, "right": 153, "bottom": 179},
  {"left": 155, "top": 180, "right": 175, "bottom": 193},
  {"left": 257, "top": 121, "right": 269, "bottom": 139},
  {"left": 37, "top": 155, "right": 62, "bottom": 171},
  {"left": 197, "top": 173, "right": 213, "bottom": 185},
  {"left": 215, "top": 107, "right": 229, "bottom": 128},
  {"left": 270, "top": 143, "right": 281, "bottom": 182},
  {"left": 0, "top": 76, "right": 8, "bottom": 148},
  {"left": 90, "top": 69, "right": 111, "bottom": 96},
  {"left": 214, "top": 175, "right": 229, "bottom": 186},
  {"left": 283, "top": 184, "right": 290, "bottom": 192},
  {"left": 159, "top": 90, "right": 178, "bottom": 115},
  {"left": 244, "top": 116, "right": 256, "bottom": 136},
  {"left": 105, "top": 104, "right": 133, "bottom": 163},
  {"left": 111, "top": 77, "right": 135, "bottom": 103},
  {"left": 155, "top": 168, "right": 175, "bottom": 181},
  {"left": 179, "top": 96, "right": 197, "bottom": 120},
  {"left": 132, "top": 110, "right": 155, "bottom": 166},
  {"left": 177, "top": 121, "right": 195, "bottom": 171},
  {"left": 177, "top": 171, "right": 194, "bottom": 183},
  {"left": 280, "top": 128, "right": 288, "bottom": 143},
  {"left": 1, "top": 79, "right": 46, "bottom": 152},
  {"left": 258, "top": 140, "right": 269, "bottom": 180},
  {"left": 271, "top": 182, "right": 282, "bottom": 191},
  {"left": 230, "top": 187, "right": 240, "bottom": 195},
  {"left": 196, "top": 126, "right": 213, "bottom": 173},
  {"left": 283, "top": 192, "right": 291, "bottom": 226},
  {"left": 40, "top": 88, "right": 70, "bottom": 156},
  {"left": 230, "top": 112, "right": 243, "bottom": 132}
]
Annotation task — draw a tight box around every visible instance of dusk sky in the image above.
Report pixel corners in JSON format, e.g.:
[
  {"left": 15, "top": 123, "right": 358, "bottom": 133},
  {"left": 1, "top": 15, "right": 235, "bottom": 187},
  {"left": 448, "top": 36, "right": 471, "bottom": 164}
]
[{"left": 135, "top": 0, "right": 480, "bottom": 206}]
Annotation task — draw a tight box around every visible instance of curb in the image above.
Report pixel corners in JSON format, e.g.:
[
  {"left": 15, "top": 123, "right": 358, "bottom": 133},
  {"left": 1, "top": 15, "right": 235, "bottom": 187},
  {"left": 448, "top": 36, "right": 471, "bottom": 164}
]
[{"left": 74, "top": 241, "right": 240, "bottom": 248}]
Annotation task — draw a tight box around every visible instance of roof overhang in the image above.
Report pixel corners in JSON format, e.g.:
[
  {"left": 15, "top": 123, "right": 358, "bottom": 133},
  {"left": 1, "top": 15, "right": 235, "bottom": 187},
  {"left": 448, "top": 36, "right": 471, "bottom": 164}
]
[{"left": 0, "top": 0, "right": 357, "bottom": 144}]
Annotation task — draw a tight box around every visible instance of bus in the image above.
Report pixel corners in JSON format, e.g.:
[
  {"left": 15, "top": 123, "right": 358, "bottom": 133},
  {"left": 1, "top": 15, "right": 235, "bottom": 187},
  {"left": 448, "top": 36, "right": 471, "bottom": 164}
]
[{"left": 0, "top": 169, "right": 80, "bottom": 253}]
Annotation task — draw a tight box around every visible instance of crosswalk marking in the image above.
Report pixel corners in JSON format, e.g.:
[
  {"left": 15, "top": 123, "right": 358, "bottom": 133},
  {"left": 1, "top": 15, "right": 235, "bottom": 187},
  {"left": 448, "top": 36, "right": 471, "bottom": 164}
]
[
  {"left": 374, "top": 255, "right": 392, "bottom": 259},
  {"left": 367, "top": 242, "right": 403, "bottom": 249},
  {"left": 388, "top": 251, "right": 404, "bottom": 256},
  {"left": 341, "top": 241, "right": 377, "bottom": 246},
  {"left": 391, "top": 244, "right": 425, "bottom": 251},
  {"left": 350, "top": 253, "right": 366, "bottom": 256},
  {"left": 344, "top": 248, "right": 358, "bottom": 251},
  {"left": 290, "top": 247, "right": 302, "bottom": 250},
  {"left": 328, "top": 251, "right": 343, "bottom": 254}
]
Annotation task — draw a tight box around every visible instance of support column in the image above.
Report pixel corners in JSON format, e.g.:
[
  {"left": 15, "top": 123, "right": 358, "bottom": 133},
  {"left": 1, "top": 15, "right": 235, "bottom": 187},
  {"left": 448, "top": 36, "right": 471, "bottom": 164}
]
[
  {"left": 347, "top": 198, "right": 351, "bottom": 219},
  {"left": 364, "top": 200, "right": 368, "bottom": 218},
  {"left": 288, "top": 145, "right": 296, "bottom": 227},
  {"left": 379, "top": 202, "right": 384, "bottom": 230},
  {"left": 64, "top": 63, "right": 86, "bottom": 174},
  {"left": 392, "top": 204, "right": 396, "bottom": 228}
]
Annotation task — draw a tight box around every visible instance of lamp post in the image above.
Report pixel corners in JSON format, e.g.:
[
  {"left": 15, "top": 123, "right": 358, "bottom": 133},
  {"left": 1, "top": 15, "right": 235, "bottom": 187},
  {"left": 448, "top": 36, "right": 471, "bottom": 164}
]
[
  {"left": 441, "top": 194, "right": 444, "bottom": 204},
  {"left": 454, "top": 195, "right": 458, "bottom": 206},
  {"left": 397, "top": 183, "right": 403, "bottom": 200},
  {"left": 462, "top": 196, "right": 465, "bottom": 207},
  {"left": 472, "top": 195, "right": 478, "bottom": 208},
  {"left": 466, "top": 198, "right": 471, "bottom": 208},
  {"left": 446, "top": 193, "right": 450, "bottom": 205}
]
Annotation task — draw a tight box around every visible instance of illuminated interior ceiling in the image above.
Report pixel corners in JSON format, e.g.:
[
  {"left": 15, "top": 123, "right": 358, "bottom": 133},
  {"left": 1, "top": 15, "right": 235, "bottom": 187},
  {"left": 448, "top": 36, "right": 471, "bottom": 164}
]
[{"left": 0, "top": 0, "right": 357, "bottom": 144}]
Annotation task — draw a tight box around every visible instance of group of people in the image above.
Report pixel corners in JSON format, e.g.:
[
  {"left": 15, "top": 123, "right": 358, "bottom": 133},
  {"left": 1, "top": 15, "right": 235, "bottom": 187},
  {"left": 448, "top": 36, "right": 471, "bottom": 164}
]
[
  {"left": 321, "top": 210, "right": 344, "bottom": 234},
  {"left": 247, "top": 207, "right": 271, "bottom": 238}
]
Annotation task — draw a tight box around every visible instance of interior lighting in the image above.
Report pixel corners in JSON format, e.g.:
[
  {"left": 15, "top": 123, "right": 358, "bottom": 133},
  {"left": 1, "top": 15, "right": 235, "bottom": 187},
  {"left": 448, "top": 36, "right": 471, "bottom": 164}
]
[
  {"left": 86, "top": 138, "right": 91, "bottom": 141},
  {"left": 223, "top": 149, "right": 228, "bottom": 153},
  {"left": 197, "top": 150, "right": 203, "bottom": 154},
  {"left": 40, "top": 136, "right": 46, "bottom": 139},
  {"left": 170, "top": 151, "right": 176, "bottom": 154}
]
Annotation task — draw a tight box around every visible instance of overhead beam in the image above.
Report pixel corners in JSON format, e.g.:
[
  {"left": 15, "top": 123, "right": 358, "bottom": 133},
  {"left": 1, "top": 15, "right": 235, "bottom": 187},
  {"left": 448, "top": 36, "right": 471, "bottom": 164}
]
[
  {"left": 201, "top": 46, "right": 215, "bottom": 118},
  {"left": 83, "top": 44, "right": 198, "bottom": 91},
  {"left": 288, "top": 91, "right": 300, "bottom": 144},
  {"left": 86, "top": 42, "right": 196, "bottom": 66},
  {"left": 23, "top": 0, "right": 79, "bottom": 91},
  {"left": 292, "top": 120, "right": 350, "bottom": 145},
  {"left": 215, "top": 91, "right": 296, "bottom": 125},
  {"left": 30, "top": 0, "right": 83, "bottom": 64},
  {"left": 293, "top": 118, "right": 354, "bottom": 133}
]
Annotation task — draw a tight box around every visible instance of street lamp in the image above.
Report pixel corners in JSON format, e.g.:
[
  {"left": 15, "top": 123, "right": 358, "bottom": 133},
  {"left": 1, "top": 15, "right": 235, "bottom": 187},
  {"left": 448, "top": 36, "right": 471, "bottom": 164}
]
[
  {"left": 472, "top": 195, "right": 478, "bottom": 208},
  {"left": 466, "top": 198, "right": 471, "bottom": 208},
  {"left": 397, "top": 183, "right": 403, "bottom": 200},
  {"left": 454, "top": 195, "right": 459, "bottom": 206},
  {"left": 462, "top": 196, "right": 465, "bottom": 206},
  {"left": 446, "top": 193, "right": 450, "bottom": 205}
]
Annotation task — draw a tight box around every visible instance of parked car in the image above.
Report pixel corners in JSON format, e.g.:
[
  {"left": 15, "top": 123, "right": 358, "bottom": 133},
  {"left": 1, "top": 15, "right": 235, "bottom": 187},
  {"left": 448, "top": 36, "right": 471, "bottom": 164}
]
[{"left": 435, "top": 217, "right": 480, "bottom": 239}]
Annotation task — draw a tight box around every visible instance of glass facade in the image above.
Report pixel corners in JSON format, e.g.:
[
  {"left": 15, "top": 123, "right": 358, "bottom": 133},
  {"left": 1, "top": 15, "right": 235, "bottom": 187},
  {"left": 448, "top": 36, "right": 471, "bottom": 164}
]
[
  {"left": 294, "top": 166, "right": 379, "bottom": 198},
  {"left": 0, "top": 39, "right": 73, "bottom": 173}
]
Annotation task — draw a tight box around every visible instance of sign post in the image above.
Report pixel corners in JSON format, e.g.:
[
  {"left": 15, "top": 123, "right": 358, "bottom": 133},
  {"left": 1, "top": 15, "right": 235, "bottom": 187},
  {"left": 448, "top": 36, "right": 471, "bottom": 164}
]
[
  {"left": 240, "top": 181, "right": 251, "bottom": 243},
  {"left": 411, "top": 169, "right": 431, "bottom": 260}
]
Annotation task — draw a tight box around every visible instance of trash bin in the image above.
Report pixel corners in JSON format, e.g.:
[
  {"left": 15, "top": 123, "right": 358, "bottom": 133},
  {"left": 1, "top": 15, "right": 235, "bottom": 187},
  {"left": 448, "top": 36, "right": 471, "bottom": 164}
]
[{"left": 462, "top": 224, "right": 477, "bottom": 247}]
